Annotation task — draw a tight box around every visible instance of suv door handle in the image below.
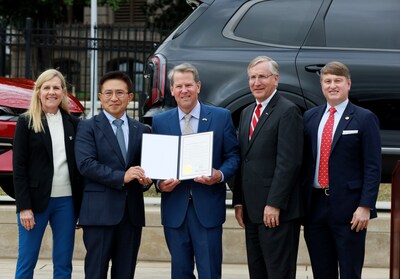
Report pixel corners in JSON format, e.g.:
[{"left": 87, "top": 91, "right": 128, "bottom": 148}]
[{"left": 305, "top": 64, "right": 325, "bottom": 74}]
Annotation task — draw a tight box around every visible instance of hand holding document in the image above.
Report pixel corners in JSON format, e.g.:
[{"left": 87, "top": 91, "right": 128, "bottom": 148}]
[{"left": 141, "top": 132, "right": 213, "bottom": 180}]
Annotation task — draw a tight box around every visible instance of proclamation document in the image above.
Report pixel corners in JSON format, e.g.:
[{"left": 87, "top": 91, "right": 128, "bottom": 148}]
[
  {"left": 178, "top": 132, "right": 213, "bottom": 180},
  {"left": 141, "top": 132, "right": 213, "bottom": 180}
]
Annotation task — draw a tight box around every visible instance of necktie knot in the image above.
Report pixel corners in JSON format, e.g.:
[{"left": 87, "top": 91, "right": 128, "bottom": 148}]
[
  {"left": 184, "top": 114, "right": 191, "bottom": 123},
  {"left": 182, "top": 114, "right": 194, "bottom": 135},
  {"left": 113, "top": 119, "right": 126, "bottom": 162},
  {"left": 113, "top": 118, "right": 124, "bottom": 128},
  {"left": 329, "top": 107, "right": 337, "bottom": 115}
]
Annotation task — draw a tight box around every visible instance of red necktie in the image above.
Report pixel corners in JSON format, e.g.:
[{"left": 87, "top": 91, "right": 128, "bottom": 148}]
[
  {"left": 318, "top": 107, "right": 336, "bottom": 188},
  {"left": 249, "top": 104, "right": 262, "bottom": 139}
]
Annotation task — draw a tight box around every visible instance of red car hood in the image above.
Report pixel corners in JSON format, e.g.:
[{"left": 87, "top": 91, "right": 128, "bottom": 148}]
[{"left": 0, "top": 77, "right": 84, "bottom": 113}]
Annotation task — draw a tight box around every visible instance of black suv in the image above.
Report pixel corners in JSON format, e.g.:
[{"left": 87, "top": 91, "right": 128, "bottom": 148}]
[{"left": 142, "top": 0, "right": 400, "bottom": 182}]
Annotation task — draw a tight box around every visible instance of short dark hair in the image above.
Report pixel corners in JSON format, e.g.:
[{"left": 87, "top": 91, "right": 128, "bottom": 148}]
[{"left": 99, "top": 71, "right": 133, "bottom": 93}]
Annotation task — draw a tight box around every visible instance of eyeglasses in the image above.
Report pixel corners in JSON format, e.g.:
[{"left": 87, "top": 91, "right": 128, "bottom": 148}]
[
  {"left": 249, "top": 73, "right": 274, "bottom": 83},
  {"left": 101, "top": 90, "right": 129, "bottom": 98}
]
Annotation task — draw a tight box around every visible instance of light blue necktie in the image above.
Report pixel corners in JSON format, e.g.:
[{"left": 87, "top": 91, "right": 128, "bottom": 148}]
[{"left": 113, "top": 119, "right": 126, "bottom": 162}]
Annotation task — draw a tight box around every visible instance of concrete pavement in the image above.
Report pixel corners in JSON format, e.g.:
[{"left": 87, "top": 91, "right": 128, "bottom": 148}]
[
  {"left": 0, "top": 258, "right": 390, "bottom": 278},
  {"left": 0, "top": 199, "right": 392, "bottom": 278}
]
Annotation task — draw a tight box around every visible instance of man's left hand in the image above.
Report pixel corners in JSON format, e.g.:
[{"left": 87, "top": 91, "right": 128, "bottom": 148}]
[
  {"left": 194, "top": 168, "right": 222, "bottom": 185},
  {"left": 351, "top": 206, "right": 370, "bottom": 232}
]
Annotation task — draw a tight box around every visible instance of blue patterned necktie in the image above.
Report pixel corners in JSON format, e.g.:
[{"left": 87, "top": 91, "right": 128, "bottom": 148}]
[{"left": 113, "top": 119, "right": 126, "bottom": 162}]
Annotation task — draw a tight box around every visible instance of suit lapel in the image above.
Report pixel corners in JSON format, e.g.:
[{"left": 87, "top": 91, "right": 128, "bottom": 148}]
[
  {"left": 96, "top": 112, "right": 126, "bottom": 166},
  {"left": 251, "top": 93, "right": 278, "bottom": 140},
  {"left": 126, "top": 117, "right": 140, "bottom": 166},
  {"left": 311, "top": 107, "right": 325, "bottom": 161},
  {"left": 167, "top": 108, "right": 183, "bottom": 136},
  {"left": 40, "top": 115, "right": 53, "bottom": 160},
  {"left": 245, "top": 94, "right": 279, "bottom": 154},
  {"left": 198, "top": 104, "right": 212, "bottom": 133},
  {"left": 331, "top": 102, "right": 354, "bottom": 151},
  {"left": 243, "top": 103, "right": 255, "bottom": 142},
  {"left": 61, "top": 112, "right": 75, "bottom": 174}
]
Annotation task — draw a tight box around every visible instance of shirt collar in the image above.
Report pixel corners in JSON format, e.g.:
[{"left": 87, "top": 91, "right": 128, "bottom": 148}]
[
  {"left": 103, "top": 110, "right": 128, "bottom": 125},
  {"left": 324, "top": 99, "right": 349, "bottom": 115},
  {"left": 256, "top": 89, "right": 277, "bottom": 108},
  {"left": 178, "top": 101, "right": 201, "bottom": 120}
]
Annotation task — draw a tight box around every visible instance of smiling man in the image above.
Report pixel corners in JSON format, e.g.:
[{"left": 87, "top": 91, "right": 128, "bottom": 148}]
[
  {"left": 302, "top": 61, "right": 381, "bottom": 279},
  {"left": 151, "top": 63, "right": 240, "bottom": 279},
  {"left": 75, "top": 71, "right": 152, "bottom": 278},
  {"left": 233, "top": 56, "right": 304, "bottom": 279}
]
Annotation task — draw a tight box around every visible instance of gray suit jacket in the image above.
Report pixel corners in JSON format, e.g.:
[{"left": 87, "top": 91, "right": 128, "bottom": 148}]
[{"left": 233, "top": 93, "right": 303, "bottom": 223}]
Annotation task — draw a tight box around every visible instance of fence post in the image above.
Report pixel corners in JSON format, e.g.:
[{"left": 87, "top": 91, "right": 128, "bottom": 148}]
[
  {"left": 391, "top": 161, "right": 400, "bottom": 279},
  {"left": 24, "top": 17, "right": 32, "bottom": 79},
  {"left": 0, "top": 19, "right": 6, "bottom": 76}
]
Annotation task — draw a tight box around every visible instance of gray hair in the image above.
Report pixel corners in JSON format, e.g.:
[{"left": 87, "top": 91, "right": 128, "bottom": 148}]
[
  {"left": 247, "top": 56, "right": 279, "bottom": 75},
  {"left": 168, "top": 63, "right": 200, "bottom": 86}
]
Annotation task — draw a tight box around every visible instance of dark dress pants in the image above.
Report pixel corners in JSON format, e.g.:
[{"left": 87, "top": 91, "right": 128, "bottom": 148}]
[
  {"left": 82, "top": 206, "right": 142, "bottom": 279},
  {"left": 304, "top": 189, "right": 366, "bottom": 279},
  {"left": 245, "top": 218, "right": 301, "bottom": 279}
]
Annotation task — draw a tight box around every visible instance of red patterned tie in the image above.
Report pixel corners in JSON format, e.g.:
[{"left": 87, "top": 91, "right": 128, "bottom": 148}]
[
  {"left": 318, "top": 107, "right": 336, "bottom": 188},
  {"left": 249, "top": 104, "right": 262, "bottom": 139}
]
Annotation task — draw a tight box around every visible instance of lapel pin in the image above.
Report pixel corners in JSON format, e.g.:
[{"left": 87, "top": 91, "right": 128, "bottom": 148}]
[
  {"left": 345, "top": 116, "right": 350, "bottom": 120},
  {"left": 202, "top": 118, "right": 208, "bottom": 121},
  {"left": 69, "top": 136, "right": 73, "bottom": 140}
]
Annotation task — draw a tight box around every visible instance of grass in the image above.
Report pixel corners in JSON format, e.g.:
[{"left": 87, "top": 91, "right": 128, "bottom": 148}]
[
  {"left": 0, "top": 183, "right": 392, "bottom": 201},
  {"left": 378, "top": 183, "right": 391, "bottom": 202}
]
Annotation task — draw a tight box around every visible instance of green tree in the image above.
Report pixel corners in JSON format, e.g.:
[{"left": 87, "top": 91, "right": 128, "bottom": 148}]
[
  {"left": 143, "top": 0, "right": 193, "bottom": 29},
  {"left": 0, "top": 0, "right": 126, "bottom": 26}
]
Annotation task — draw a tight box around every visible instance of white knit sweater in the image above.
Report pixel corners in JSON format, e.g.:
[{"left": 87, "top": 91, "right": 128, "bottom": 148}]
[{"left": 46, "top": 110, "right": 72, "bottom": 197}]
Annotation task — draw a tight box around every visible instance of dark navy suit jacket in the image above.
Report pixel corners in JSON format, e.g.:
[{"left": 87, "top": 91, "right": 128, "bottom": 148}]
[
  {"left": 75, "top": 111, "right": 149, "bottom": 227},
  {"left": 151, "top": 103, "right": 240, "bottom": 228},
  {"left": 303, "top": 101, "right": 381, "bottom": 222}
]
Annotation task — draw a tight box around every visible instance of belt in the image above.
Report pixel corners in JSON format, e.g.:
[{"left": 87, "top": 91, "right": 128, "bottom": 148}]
[{"left": 313, "top": 187, "right": 330, "bottom": 196}]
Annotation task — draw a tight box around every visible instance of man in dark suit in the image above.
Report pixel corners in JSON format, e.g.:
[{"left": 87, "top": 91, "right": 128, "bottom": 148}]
[
  {"left": 233, "top": 56, "right": 303, "bottom": 279},
  {"left": 75, "top": 71, "right": 152, "bottom": 278},
  {"left": 151, "top": 63, "right": 240, "bottom": 279},
  {"left": 303, "top": 61, "right": 381, "bottom": 279}
]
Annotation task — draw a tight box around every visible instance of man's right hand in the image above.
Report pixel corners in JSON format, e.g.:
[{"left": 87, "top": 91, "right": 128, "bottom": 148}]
[
  {"left": 235, "top": 206, "right": 245, "bottom": 228},
  {"left": 159, "top": 178, "right": 180, "bottom": 192}
]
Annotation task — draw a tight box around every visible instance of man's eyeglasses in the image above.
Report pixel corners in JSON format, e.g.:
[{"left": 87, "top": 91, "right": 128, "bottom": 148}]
[
  {"left": 249, "top": 73, "right": 274, "bottom": 83},
  {"left": 101, "top": 90, "right": 129, "bottom": 98}
]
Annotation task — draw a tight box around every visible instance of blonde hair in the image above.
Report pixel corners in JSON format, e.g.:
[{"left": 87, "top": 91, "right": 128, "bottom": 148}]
[
  {"left": 320, "top": 61, "right": 351, "bottom": 81},
  {"left": 25, "top": 69, "right": 70, "bottom": 133}
]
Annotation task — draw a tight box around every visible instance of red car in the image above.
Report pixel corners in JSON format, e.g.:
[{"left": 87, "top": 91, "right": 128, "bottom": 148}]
[{"left": 0, "top": 77, "right": 85, "bottom": 198}]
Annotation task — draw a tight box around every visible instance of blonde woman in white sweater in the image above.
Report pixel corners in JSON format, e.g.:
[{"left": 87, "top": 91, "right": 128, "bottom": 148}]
[{"left": 13, "top": 69, "right": 82, "bottom": 279}]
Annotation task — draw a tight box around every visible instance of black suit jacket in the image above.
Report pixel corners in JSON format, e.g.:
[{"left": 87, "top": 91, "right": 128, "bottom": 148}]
[
  {"left": 75, "top": 112, "right": 149, "bottom": 227},
  {"left": 233, "top": 93, "right": 303, "bottom": 223},
  {"left": 13, "top": 110, "right": 82, "bottom": 216}
]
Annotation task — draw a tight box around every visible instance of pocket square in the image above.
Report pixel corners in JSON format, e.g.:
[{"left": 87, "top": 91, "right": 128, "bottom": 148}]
[{"left": 342, "top": 130, "right": 358, "bottom": 135}]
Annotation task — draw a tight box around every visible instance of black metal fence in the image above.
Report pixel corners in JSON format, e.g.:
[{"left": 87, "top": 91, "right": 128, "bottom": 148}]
[{"left": 0, "top": 18, "right": 168, "bottom": 119}]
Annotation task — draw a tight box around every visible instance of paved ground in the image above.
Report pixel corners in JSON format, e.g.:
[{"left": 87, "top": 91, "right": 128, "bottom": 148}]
[{"left": 0, "top": 258, "right": 389, "bottom": 278}]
